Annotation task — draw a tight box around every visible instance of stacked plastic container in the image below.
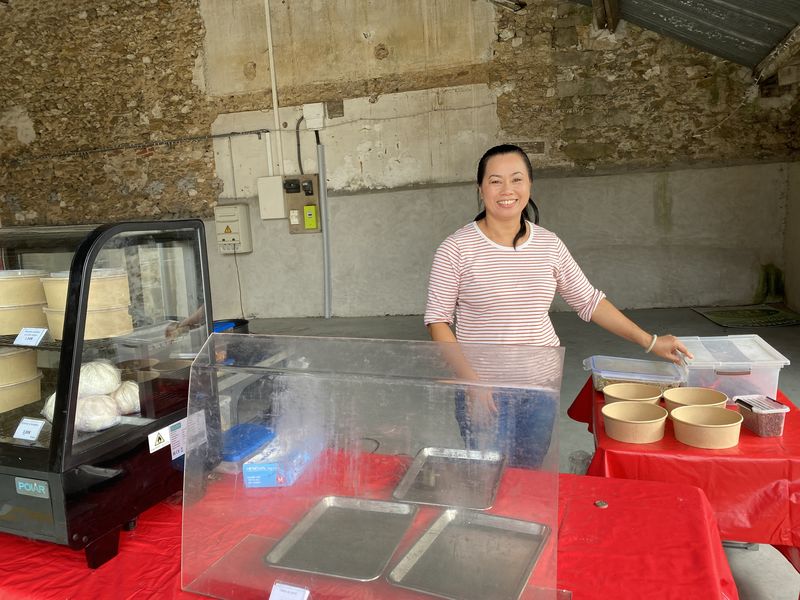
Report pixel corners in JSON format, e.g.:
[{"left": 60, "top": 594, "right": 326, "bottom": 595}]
[
  {"left": 0, "top": 269, "right": 48, "bottom": 335},
  {"left": 0, "top": 270, "right": 46, "bottom": 412},
  {"left": 41, "top": 268, "right": 134, "bottom": 340}
]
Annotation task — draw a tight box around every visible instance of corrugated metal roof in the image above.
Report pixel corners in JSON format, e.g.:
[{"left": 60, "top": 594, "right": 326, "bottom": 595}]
[{"left": 573, "top": 0, "right": 800, "bottom": 69}]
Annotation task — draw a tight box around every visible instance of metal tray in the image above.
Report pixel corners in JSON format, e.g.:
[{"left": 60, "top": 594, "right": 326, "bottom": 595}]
[
  {"left": 393, "top": 447, "right": 505, "bottom": 510},
  {"left": 264, "top": 496, "right": 417, "bottom": 582},
  {"left": 388, "top": 509, "right": 549, "bottom": 600}
]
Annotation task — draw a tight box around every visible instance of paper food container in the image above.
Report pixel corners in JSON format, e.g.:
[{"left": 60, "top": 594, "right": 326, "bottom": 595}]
[
  {"left": 44, "top": 304, "right": 133, "bottom": 340},
  {"left": 602, "top": 382, "right": 662, "bottom": 404},
  {"left": 0, "top": 303, "right": 47, "bottom": 335},
  {"left": 41, "top": 268, "right": 131, "bottom": 310},
  {"left": 670, "top": 405, "right": 743, "bottom": 449},
  {"left": 0, "top": 269, "right": 47, "bottom": 305},
  {"left": 0, "top": 347, "right": 38, "bottom": 386},
  {"left": 662, "top": 387, "right": 727, "bottom": 413},
  {"left": 0, "top": 373, "right": 42, "bottom": 413},
  {"left": 601, "top": 401, "right": 668, "bottom": 444}
]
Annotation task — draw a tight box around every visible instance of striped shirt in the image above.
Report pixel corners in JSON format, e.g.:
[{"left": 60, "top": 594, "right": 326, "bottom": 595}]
[{"left": 424, "top": 221, "right": 605, "bottom": 347}]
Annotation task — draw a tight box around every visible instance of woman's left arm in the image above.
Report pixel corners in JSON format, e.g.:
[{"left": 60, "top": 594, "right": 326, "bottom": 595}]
[{"left": 590, "top": 298, "right": 693, "bottom": 364}]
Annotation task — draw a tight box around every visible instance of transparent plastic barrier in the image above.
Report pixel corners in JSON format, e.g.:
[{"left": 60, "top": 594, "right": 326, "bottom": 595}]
[{"left": 182, "top": 334, "right": 563, "bottom": 600}]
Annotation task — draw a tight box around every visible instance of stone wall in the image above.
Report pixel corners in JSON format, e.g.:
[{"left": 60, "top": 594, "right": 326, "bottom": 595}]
[
  {"left": 1, "top": 0, "right": 797, "bottom": 226},
  {"left": 1, "top": 0, "right": 798, "bottom": 314}
]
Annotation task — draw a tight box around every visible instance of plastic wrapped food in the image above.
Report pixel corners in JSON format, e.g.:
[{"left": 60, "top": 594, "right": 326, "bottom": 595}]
[
  {"left": 74, "top": 394, "right": 121, "bottom": 432},
  {"left": 79, "top": 360, "right": 122, "bottom": 396},
  {"left": 111, "top": 380, "right": 140, "bottom": 414},
  {"left": 41, "top": 392, "right": 55, "bottom": 422}
]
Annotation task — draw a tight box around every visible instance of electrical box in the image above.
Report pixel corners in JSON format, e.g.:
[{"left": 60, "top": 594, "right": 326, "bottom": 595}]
[
  {"left": 214, "top": 204, "right": 253, "bottom": 254},
  {"left": 284, "top": 174, "right": 321, "bottom": 234},
  {"left": 257, "top": 175, "right": 286, "bottom": 220}
]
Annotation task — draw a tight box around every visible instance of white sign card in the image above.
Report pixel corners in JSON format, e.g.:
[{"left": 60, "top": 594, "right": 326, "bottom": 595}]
[
  {"left": 13, "top": 328, "right": 48, "bottom": 347},
  {"left": 14, "top": 417, "right": 46, "bottom": 441},
  {"left": 269, "top": 582, "right": 310, "bottom": 600}
]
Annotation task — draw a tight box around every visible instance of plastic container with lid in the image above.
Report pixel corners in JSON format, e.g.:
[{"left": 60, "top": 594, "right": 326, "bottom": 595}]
[
  {"left": 0, "top": 269, "right": 48, "bottom": 305},
  {"left": 678, "top": 335, "right": 790, "bottom": 400},
  {"left": 43, "top": 304, "right": 133, "bottom": 340},
  {"left": 41, "top": 268, "right": 130, "bottom": 310},
  {"left": 0, "top": 347, "right": 38, "bottom": 386},
  {"left": 734, "top": 394, "right": 789, "bottom": 437},
  {"left": 583, "top": 355, "right": 686, "bottom": 391},
  {"left": 0, "top": 303, "right": 47, "bottom": 335},
  {"left": 0, "top": 373, "right": 42, "bottom": 413}
]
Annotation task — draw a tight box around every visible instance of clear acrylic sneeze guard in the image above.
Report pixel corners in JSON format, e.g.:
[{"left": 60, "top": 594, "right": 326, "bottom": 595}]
[{"left": 182, "top": 334, "right": 563, "bottom": 600}]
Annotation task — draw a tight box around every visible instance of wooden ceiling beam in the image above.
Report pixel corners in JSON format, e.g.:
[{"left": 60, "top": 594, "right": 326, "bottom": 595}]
[{"left": 592, "top": 0, "right": 620, "bottom": 33}]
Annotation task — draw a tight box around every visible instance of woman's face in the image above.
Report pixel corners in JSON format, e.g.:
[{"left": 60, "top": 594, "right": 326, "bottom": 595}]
[{"left": 478, "top": 152, "right": 531, "bottom": 224}]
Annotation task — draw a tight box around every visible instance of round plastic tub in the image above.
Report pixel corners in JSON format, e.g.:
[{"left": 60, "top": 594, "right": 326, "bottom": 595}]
[
  {"left": 663, "top": 387, "right": 727, "bottom": 413},
  {"left": 0, "top": 373, "right": 42, "bottom": 413},
  {"left": 0, "top": 303, "right": 47, "bottom": 335},
  {"left": 602, "top": 382, "right": 662, "bottom": 405},
  {"left": 116, "top": 358, "right": 159, "bottom": 372},
  {"left": 670, "top": 405, "right": 743, "bottom": 449},
  {"left": 601, "top": 401, "right": 668, "bottom": 444},
  {"left": 0, "top": 347, "right": 38, "bottom": 386},
  {"left": 41, "top": 268, "right": 130, "bottom": 310},
  {"left": 43, "top": 304, "right": 133, "bottom": 340},
  {"left": 153, "top": 359, "right": 192, "bottom": 377},
  {"left": 0, "top": 269, "right": 47, "bottom": 305}
]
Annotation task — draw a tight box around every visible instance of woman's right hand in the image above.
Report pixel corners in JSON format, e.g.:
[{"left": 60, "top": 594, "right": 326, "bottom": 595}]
[{"left": 466, "top": 386, "right": 497, "bottom": 428}]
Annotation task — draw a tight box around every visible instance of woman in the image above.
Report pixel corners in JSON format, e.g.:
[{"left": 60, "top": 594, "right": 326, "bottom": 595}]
[{"left": 424, "top": 144, "right": 691, "bottom": 467}]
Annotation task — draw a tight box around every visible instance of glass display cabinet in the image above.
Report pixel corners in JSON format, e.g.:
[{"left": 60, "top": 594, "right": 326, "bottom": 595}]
[
  {"left": 182, "top": 334, "right": 563, "bottom": 600},
  {"left": 0, "top": 220, "right": 212, "bottom": 567}
]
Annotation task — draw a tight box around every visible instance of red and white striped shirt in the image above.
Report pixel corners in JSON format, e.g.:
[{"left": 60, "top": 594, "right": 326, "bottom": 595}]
[{"left": 424, "top": 221, "right": 605, "bottom": 346}]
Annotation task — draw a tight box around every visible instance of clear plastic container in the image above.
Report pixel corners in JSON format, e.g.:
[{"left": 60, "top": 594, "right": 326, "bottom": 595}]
[
  {"left": 734, "top": 395, "right": 789, "bottom": 437},
  {"left": 583, "top": 355, "right": 686, "bottom": 391}
]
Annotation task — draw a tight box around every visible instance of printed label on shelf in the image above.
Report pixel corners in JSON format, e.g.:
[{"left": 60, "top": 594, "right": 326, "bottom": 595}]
[
  {"left": 269, "top": 582, "right": 310, "bottom": 600},
  {"left": 14, "top": 328, "right": 48, "bottom": 347},
  {"left": 148, "top": 425, "right": 171, "bottom": 453},
  {"left": 13, "top": 417, "right": 45, "bottom": 441}
]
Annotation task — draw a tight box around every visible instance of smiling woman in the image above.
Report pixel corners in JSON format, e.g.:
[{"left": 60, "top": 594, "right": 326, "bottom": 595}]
[{"left": 424, "top": 143, "right": 692, "bottom": 468}]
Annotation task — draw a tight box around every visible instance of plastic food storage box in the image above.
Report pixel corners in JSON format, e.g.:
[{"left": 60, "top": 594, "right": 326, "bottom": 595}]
[
  {"left": 583, "top": 355, "right": 687, "bottom": 391},
  {"left": 734, "top": 395, "right": 789, "bottom": 437},
  {"left": 678, "top": 335, "right": 790, "bottom": 400}
]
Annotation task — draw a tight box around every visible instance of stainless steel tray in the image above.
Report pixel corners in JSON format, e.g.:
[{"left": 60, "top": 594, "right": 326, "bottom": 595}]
[
  {"left": 264, "top": 496, "right": 417, "bottom": 582},
  {"left": 388, "top": 509, "right": 549, "bottom": 600},
  {"left": 393, "top": 447, "right": 505, "bottom": 510}
]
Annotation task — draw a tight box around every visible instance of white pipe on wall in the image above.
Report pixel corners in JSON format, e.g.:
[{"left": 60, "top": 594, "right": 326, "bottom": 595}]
[
  {"left": 264, "top": 0, "right": 284, "bottom": 175},
  {"left": 317, "top": 140, "right": 332, "bottom": 318}
]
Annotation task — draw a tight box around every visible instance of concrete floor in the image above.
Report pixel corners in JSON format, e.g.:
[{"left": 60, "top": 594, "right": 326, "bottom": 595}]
[{"left": 248, "top": 307, "right": 800, "bottom": 599}]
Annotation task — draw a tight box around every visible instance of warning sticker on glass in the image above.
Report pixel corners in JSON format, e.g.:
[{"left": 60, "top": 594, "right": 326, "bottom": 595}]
[{"left": 148, "top": 425, "right": 171, "bottom": 453}]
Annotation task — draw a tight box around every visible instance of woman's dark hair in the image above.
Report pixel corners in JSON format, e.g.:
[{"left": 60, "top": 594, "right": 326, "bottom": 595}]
[{"left": 474, "top": 144, "right": 539, "bottom": 248}]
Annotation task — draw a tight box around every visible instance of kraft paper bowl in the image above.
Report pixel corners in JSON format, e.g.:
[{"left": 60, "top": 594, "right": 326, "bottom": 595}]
[
  {"left": 602, "top": 382, "right": 663, "bottom": 405},
  {"left": 601, "top": 401, "right": 668, "bottom": 444},
  {"left": 663, "top": 387, "right": 727, "bottom": 413},
  {"left": 670, "top": 405, "right": 742, "bottom": 449}
]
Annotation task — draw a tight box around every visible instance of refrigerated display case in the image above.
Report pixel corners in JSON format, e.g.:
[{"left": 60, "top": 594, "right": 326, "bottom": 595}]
[{"left": 0, "top": 220, "right": 212, "bottom": 567}]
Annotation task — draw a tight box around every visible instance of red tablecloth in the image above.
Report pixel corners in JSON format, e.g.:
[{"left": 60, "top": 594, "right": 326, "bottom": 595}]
[
  {"left": 0, "top": 458, "right": 736, "bottom": 599},
  {"left": 569, "top": 377, "right": 800, "bottom": 548}
]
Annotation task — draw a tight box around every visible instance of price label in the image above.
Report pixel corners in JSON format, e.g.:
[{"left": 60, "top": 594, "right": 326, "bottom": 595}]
[
  {"left": 269, "top": 582, "right": 310, "bottom": 600},
  {"left": 13, "top": 328, "right": 48, "bottom": 347},
  {"left": 14, "top": 418, "right": 46, "bottom": 442}
]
